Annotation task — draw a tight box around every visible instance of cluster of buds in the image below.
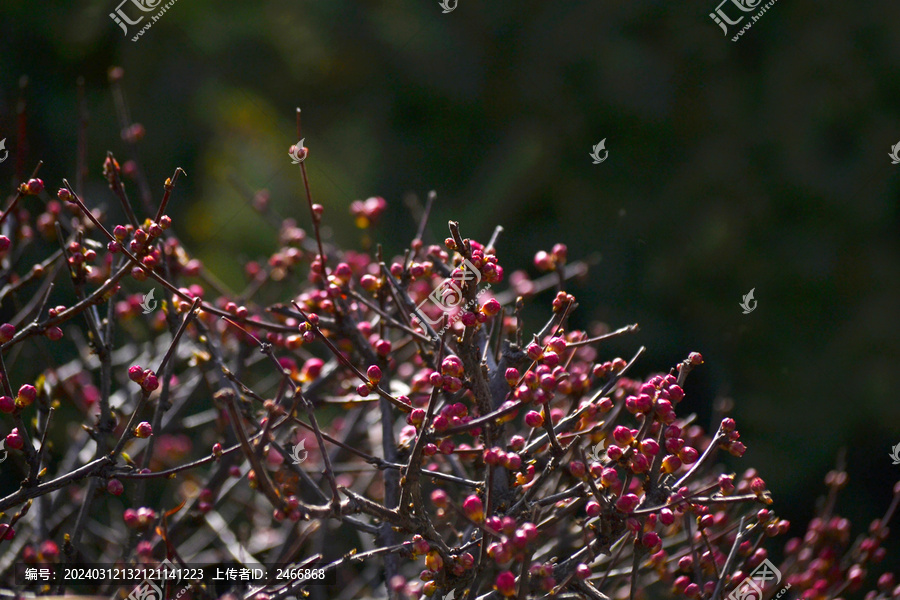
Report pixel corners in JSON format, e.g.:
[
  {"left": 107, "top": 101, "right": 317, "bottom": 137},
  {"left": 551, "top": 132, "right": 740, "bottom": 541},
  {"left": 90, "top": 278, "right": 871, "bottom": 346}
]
[
  {"left": 533, "top": 243, "right": 567, "bottom": 271},
  {"left": 0, "top": 102, "right": 894, "bottom": 600},
  {"left": 128, "top": 365, "right": 160, "bottom": 392},
  {"left": 123, "top": 507, "right": 158, "bottom": 529},
  {"left": 19, "top": 178, "right": 45, "bottom": 196}
]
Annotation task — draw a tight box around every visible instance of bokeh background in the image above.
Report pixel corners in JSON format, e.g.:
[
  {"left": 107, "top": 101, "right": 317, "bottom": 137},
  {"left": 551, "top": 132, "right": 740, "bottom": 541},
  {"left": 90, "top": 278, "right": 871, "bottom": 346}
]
[{"left": 2, "top": 0, "right": 900, "bottom": 581}]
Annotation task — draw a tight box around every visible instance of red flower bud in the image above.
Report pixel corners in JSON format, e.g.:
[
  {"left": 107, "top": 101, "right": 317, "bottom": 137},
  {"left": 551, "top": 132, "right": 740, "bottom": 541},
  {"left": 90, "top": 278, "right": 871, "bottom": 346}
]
[
  {"left": 524, "top": 410, "right": 544, "bottom": 428},
  {"left": 661, "top": 454, "right": 682, "bottom": 474},
  {"left": 430, "top": 489, "right": 448, "bottom": 508},
  {"left": 26, "top": 179, "right": 44, "bottom": 195},
  {"left": 5, "top": 428, "right": 24, "bottom": 450},
  {"left": 16, "top": 384, "right": 36, "bottom": 407},
  {"left": 134, "top": 421, "right": 153, "bottom": 438},
  {"left": 526, "top": 342, "right": 543, "bottom": 361},
  {"left": 462, "top": 494, "right": 484, "bottom": 522},
  {"left": 495, "top": 571, "right": 516, "bottom": 597},
  {"left": 0, "top": 323, "right": 15, "bottom": 342},
  {"left": 616, "top": 493, "right": 639, "bottom": 514},
  {"left": 107, "top": 479, "right": 124, "bottom": 496},
  {"left": 613, "top": 426, "right": 634, "bottom": 446},
  {"left": 481, "top": 298, "right": 501, "bottom": 316}
]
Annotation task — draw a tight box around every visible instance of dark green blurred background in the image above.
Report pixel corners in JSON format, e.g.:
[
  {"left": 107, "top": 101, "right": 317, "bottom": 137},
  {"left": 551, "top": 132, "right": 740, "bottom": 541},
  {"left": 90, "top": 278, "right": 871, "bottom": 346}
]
[{"left": 2, "top": 0, "right": 899, "bottom": 566}]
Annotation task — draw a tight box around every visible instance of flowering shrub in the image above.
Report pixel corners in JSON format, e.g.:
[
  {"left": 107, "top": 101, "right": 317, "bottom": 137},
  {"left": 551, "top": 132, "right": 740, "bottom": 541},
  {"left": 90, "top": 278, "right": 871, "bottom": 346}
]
[{"left": 0, "top": 80, "right": 897, "bottom": 600}]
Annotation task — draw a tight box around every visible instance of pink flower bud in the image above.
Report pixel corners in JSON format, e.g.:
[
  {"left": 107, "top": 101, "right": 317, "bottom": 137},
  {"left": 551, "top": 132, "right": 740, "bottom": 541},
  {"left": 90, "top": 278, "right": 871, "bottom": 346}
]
[
  {"left": 374, "top": 339, "right": 392, "bottom": 356},
  {"left": 630, "top": 453, "right": 650, "bottom": 474},
  {"left": 643, "top": 531, "right": 661, "bottom": 548},
  {"left": 718, "top": 474, "right": 735, "bottom": 494},
  {"left": 613, "top": 426, "right": 634, "bottom": 446},
  {"left": 407, "top": 408, "right": 425, "bottom": 426},
  {"left": 551, "top": 243, "right": 568, "bottom": 263},
  {"left": 0, "top": 396, "right": 14, "bottom": 413},
  {"left": 441, "top": 355, "right": 464, "bottom": 377},
  {"left": 541, "top": 351, "right": 559, "bottom": 367},
  {"left": 26, "top": 179, "right": 44, "bottom": 195},
  {"left": 134, "top": 421, "right": 153, "bottom": 438},
  {"left": 128, "top": 365, "right": 145, "bottom": 383},
  {"left": 462, "top": 494, "right": 484, "bottom": 522},
  {"left": 0, "top": 323, "right": 15, "bottom": 342},
  {"left": 569, "top": 460, "right": 586, "bottom": 478},
  {"left": 366, "top": 365, "right": 382, "bottom": 383},
  {"left": 524, "top": 410, "right": 544, "bottom": 428},
  {"left": 660, "top": 508, "right": 675, "bottom": 526},
  {"left": 481, "top": 298, "right": 501, "bottom": 316},
  {"left": 533, "top": 251, "right": 553, "bottom": 271},
  {"left": 728, "top": 441, "right": 747, "bottom": 457},
  {"left": 430, "top": 489, "right": 448, "bottom": 508},
  {"left": 615, "top": 493, "right": 639, "bottom": 514},
  {"left": 504, "top": 452, "right": 522, "bottom": 470},
  {"left": 495, "top": 571, "right": 516, "bottom": 597},
  {"left": 141, "top": 374, "right": 159, "bottom": 392},
  {"left": 5, "top": 428, "right": 24, "bottom": 450},
  {"left": 662, "top": 454, "right": 682, "bottom": 474},
  {"left": 750, "top": 477, "right": 767, "bottom": 495},
  {"left": 123, "top": 508, "right": 139, "bottom": 528},
  {"left": 526, "top": 342, "right": 543, "bottom": 361},
  {"left": 16, "top": 384, "right": 36, "bottom": 406},
  {"left": 640, "top": 439, "right": 660, "bottom": 456},
  {"left": 679, "top": 446, "right": 699, "bottom": 465},
  {"left": 107, "top": 479, "right": 124, "bottom": 496},
  {"left": 601, "top": 467, "right": 619, "bottom": 487}
]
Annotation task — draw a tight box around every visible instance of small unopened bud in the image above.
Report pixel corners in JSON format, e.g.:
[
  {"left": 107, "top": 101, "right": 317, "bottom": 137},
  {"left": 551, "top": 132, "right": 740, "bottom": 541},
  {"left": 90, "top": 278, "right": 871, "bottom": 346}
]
[
  {"left": 16, "top": 384, "right": 36, "bottom": 407},
  {"left": 481, "top": 298, "right": 501, "bottom": 316},
  {"left": 134, "top": 421, "right": 153, "bottom": 438},
  {"left": 26, "top": 179, "right": 44, "bottom": 195},
  {"left": 107, "top": 479, "right": 124, "bottom": 496},
  {"left": 462, "top": 494, "right": 484, "bottom": 522},
  {"left": 128, "top": 365, "right": 145, "bottom": 382}
]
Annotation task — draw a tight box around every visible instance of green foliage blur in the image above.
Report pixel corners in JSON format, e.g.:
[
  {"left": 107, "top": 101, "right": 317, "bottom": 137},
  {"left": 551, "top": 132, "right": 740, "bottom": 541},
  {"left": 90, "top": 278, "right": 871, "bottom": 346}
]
[{"left": 2, "top": 0, "right": 899, "bottom": 564}]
